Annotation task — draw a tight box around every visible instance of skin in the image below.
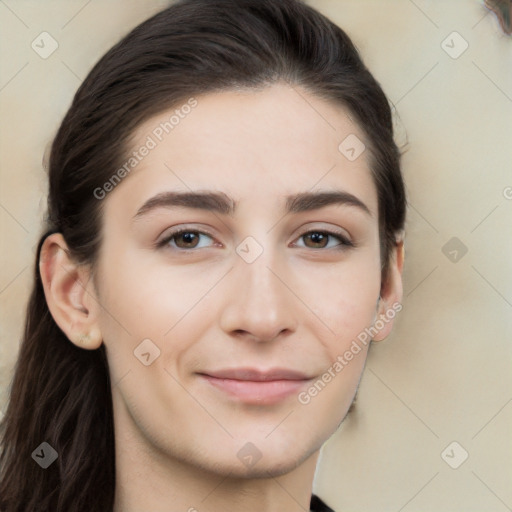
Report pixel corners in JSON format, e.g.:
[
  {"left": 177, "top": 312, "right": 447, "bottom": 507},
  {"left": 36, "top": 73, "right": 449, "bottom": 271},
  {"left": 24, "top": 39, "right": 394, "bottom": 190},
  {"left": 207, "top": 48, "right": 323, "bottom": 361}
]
[{"left": 40, "top": 82, "right": 403, "bottom": 512}]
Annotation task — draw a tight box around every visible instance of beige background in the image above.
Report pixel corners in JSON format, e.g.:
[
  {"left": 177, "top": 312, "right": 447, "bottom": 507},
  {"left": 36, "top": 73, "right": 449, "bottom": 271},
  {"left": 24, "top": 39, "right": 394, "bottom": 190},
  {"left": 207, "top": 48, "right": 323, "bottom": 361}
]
[{"left": 1, "top": 1, "right": 511, "bottom": 511}]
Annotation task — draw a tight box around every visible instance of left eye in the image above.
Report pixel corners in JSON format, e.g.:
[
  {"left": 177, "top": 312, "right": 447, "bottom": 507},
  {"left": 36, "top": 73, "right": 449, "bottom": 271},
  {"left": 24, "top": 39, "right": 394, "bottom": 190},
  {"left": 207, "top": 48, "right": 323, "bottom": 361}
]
[{"left": 294, "top": 230, "right": 352, "bottom": 250}]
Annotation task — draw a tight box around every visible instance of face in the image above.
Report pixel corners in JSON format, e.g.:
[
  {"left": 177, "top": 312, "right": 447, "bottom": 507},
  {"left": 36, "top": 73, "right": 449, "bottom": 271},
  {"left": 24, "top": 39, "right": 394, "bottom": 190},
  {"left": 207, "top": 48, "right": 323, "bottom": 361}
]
[{"left": 93, "top": 82, "right": 391, "bottom": 477}]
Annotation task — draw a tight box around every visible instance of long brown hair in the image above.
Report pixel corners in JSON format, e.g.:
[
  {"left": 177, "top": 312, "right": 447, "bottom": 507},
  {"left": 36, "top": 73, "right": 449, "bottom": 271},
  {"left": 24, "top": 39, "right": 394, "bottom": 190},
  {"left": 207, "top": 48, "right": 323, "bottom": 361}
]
[{"left": 0, "top": 0, "right": 406, "bottom": 510}]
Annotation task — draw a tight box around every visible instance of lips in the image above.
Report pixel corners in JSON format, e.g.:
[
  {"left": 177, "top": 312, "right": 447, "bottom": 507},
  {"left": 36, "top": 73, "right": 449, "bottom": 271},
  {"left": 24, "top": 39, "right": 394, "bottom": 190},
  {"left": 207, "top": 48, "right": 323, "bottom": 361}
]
[
  {"left": 202, "top": 367, "right": 311, "bottom": 381},
  {"left": 198, "top": 367, "right": 312, "bottom": 404}
]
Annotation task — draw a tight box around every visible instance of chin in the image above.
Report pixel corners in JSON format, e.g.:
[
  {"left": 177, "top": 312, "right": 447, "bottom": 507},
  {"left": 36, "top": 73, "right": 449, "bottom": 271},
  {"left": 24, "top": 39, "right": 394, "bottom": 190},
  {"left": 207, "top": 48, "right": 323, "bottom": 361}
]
[
  {"left": 192, "top": 440, "right": 318, "bottom": 480},
  {"left": 208, "top": 455, "right": 309, "bottom": 479}
]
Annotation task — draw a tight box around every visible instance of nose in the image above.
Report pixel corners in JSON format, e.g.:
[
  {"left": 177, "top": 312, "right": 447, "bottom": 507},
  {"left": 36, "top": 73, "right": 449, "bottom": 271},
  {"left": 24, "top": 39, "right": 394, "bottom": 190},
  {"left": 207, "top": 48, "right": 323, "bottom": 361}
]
[{"left": 218, "top": 247, "right": 298, "bottom": 343}]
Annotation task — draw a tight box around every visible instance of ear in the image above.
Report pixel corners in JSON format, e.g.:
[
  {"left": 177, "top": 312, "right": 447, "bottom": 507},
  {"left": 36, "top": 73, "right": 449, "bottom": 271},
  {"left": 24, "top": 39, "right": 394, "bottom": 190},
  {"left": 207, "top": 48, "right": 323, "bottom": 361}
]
[
  {"left": 372, "top": 236, "right": 405, "bottom": 342},
  {"left": 39, "top": 233, "right": 103, "bottom": 350}
]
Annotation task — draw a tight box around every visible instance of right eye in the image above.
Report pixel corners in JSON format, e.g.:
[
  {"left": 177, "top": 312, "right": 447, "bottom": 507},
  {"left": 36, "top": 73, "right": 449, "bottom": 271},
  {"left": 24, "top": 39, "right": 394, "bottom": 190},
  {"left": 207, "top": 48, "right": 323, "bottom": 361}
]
[{"left": 157, "top": 228, "right": 218, "bottom": 251}]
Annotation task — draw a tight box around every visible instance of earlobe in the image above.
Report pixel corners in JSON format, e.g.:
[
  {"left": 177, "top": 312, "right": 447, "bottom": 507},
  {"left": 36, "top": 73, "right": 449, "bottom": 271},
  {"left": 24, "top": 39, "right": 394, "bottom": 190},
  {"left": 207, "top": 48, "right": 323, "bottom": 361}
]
[
  {"left": 372, "top": 237, "right": 405, "bottom": 342},
  {"left": 39, "top": 233, "right": 103, "bottom": 350}
]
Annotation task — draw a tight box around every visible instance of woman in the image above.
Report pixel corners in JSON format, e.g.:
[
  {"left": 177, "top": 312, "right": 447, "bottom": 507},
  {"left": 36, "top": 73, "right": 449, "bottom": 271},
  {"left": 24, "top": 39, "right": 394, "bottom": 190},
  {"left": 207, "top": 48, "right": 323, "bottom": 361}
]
[{"left": 0, "top": 0, "right": 406, "bottom": 510}]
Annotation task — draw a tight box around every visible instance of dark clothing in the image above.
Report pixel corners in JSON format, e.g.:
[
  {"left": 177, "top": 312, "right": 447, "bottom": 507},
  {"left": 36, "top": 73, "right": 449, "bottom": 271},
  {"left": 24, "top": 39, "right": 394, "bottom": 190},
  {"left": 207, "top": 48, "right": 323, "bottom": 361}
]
[{"left": 310, "top": 494, "right": 335, "bottom": 512}]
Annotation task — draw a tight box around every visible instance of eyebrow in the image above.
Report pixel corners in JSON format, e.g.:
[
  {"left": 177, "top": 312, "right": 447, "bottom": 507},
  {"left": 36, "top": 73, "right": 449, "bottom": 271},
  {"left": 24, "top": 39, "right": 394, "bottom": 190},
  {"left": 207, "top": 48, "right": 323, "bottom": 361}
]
[{"left": 133, "top": 189, "right": 372, "bottom": 220}]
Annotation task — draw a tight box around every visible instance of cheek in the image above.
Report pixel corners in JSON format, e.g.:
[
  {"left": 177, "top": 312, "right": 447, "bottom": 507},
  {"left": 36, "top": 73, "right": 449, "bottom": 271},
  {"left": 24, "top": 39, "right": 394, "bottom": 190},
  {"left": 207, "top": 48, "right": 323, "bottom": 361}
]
[
  {"left": 291, "top": 253, "right": 381, "bottom": 349},
  {"left": 97, "top": 241, "right": 215, "bottom": 332},
  {"left": 94, "top": 247, "right": 223, "bottom": 377}
]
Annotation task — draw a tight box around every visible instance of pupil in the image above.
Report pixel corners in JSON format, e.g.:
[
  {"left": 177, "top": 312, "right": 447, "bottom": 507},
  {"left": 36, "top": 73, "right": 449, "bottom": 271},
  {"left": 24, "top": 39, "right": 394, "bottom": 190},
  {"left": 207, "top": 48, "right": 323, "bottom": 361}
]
[
  {"left": 181, "top": 232, "right": 196, "bottom": 245},
  {"left": 309, "top": 232, "right": 326, "bottom": 247}
]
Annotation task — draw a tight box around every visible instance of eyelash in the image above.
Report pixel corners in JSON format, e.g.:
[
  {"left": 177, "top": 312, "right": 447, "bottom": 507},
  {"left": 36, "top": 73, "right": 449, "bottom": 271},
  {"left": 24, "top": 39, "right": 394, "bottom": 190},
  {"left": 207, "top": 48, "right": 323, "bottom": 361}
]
[{"left": 157, "top": 228, "right": 354, "bottom": 251}]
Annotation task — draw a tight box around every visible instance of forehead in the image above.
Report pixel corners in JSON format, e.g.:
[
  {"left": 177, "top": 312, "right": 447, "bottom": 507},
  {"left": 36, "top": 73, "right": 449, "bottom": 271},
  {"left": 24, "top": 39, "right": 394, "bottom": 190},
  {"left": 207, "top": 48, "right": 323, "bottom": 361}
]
[{"left": 104, "top": 83, "right": 378, "bottom": 218}]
